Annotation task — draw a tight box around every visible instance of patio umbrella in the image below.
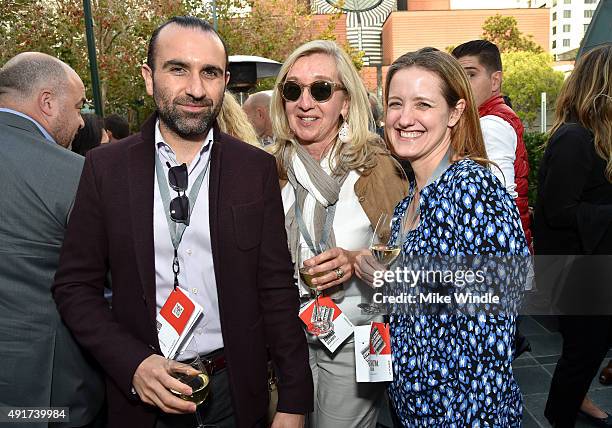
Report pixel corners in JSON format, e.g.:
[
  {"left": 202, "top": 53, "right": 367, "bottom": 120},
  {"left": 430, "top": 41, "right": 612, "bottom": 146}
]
[
  {"left": 578, "top": 0, "right": 611, "bottom": 58},
  {"left": 228, "top": 55, "right": 282, "bottom": 92}
]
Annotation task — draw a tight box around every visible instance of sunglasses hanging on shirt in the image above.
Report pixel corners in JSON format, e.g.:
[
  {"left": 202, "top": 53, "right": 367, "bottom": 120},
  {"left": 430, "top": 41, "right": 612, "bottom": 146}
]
[
  {"left": 167, "top": 163, "right": 190, "bottom": 225},
  {"left": 279, "top": 80, "right": 345, "bottom": 103}
]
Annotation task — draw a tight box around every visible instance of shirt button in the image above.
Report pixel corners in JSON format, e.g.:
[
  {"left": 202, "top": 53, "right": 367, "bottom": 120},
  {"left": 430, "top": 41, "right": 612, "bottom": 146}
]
[
  {"left": 192, "top": 288, "right": 198, "bottom": 294},
  {"left": 186, "top": 249, "right": 192, "bottom": 255}
]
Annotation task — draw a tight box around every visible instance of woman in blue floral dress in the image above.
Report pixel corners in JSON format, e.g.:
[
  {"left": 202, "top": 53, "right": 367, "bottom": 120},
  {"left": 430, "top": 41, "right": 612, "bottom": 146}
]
[{"left": 357, "top": 49, "right": 529, "bottom": 426}]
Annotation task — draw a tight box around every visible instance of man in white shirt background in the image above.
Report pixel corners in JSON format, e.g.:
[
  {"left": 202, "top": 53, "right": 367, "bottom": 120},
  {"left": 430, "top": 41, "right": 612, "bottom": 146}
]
[{"left": 453, "top": 40, "right": 532, "bottom": 250}]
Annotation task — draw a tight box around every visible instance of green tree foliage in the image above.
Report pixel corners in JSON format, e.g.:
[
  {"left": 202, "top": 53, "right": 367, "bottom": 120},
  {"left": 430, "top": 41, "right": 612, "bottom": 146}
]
[
  {"left": 0, "top": 0, "right": 186, "bottom": 122},
  {"left": 0, "top": 0, "right": 349, "bottom": 124},
  {"left": 482, "top": 14, "right": 543, "bottom": 53},
  {"left": 523, "top": 131, "right": 548, "bottom": 206},
  {"left": 501, "top": 51, "right": 564, "bottom": 125}
]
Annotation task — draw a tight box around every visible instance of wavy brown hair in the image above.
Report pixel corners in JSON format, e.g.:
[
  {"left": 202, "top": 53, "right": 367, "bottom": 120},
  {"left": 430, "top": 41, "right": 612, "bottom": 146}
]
[
  {"left": 550, "top": 43, "right": 612, "bottom": 182},
  {"left": 383, "top": 48, "right": 490, "bottom": 167}
]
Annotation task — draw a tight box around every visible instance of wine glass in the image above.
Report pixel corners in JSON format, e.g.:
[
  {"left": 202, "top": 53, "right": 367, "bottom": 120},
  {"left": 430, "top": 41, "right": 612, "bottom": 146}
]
[
  {"left": 167, "top": 348, "right": 210, "bottom": 428},
  {"left": 298, "top": 243, "right": 333, "bottom": 336},
  {"left": 359, "top": 213, "right": 403, "bottom": 314}
]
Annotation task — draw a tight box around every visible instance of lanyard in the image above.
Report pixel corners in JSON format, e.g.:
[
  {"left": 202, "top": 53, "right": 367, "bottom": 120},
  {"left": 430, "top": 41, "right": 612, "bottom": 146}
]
[
  {"left": 405, "top": 148, "right": 452, "bottom": 233},
  {"left": 154, "top": 147, "right": 211, "bottom": 289},
  {"left": 294, "top": 190, "right": 336, "bottom": 256}
]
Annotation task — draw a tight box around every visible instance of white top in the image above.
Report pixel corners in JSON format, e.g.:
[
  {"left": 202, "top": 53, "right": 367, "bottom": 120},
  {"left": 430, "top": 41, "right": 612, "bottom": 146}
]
[
  {"left": 281, "top": 152, "right": 378, "bottom": 327},
  {"left": 480, "top": 115, "right": 518, "bottom": 198},
  {"left": 153, "top": 123, "right": 223, "bottom": 355}
]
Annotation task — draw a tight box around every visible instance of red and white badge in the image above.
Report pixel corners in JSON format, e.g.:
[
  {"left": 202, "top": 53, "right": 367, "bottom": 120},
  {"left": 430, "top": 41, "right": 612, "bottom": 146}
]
[
  {"left": 299, "top": 296, "right": 354, "bottom": 353},
  {"left": 156, "top": 287, "right": 203, "bottom": 358},
  {"left": 354, "top": 322, "right": 393, "bottom": 382}
]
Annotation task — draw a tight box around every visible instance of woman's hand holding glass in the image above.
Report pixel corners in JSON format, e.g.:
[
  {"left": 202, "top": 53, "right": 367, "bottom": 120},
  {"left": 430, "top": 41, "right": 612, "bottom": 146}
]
[{"left": 302, "top": 246, "right": 364, "bottom": 291}]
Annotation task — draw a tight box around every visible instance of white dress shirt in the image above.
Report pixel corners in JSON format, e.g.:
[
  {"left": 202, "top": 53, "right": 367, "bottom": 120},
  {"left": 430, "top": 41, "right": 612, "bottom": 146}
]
[
  {"left": 481, "top": 115, "right": 518, "bottom": 198},
  {"left": 153, "top": 122, "right": 223, "bottom": 355}
]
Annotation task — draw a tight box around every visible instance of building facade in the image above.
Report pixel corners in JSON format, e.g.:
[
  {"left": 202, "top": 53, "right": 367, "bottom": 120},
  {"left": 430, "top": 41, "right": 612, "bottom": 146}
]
[{"left": 534, "top": 0, "right": 600, "bottom": 58}]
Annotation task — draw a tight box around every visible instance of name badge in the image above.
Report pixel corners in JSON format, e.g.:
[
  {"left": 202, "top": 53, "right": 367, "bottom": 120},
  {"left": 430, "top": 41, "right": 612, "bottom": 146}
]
[
  {"left": 354, "top": 322, "right": 393, "bottom": 382},
  {"left": 299, "top": 296, "right": 353, "bottom": 353},
  {"left": 156, "top": 287, "right": 203, "bottom": 358}
]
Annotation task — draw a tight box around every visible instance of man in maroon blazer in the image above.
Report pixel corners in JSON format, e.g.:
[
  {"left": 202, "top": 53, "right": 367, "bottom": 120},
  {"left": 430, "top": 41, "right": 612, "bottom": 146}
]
[{"left": 53, "top": 16, "right": 312, "bottom": 428}]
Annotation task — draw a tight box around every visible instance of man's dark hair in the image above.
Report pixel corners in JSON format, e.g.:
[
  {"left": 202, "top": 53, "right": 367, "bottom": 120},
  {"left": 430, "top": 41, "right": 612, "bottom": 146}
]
[
  {"left": 104, "top": 113, "right": 130, "bottom": 140},
  {"left": 146, "top": 16, "right": 229, "bottom": 71},
  {"left": 452, "top": 40, "right": 502, "bottom": 73}
]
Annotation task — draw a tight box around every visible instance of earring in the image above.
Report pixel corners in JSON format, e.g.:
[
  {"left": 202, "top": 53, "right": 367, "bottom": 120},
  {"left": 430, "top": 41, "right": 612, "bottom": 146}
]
[{"left": 338, "top": 119, "right": 350, "bottom": 143}]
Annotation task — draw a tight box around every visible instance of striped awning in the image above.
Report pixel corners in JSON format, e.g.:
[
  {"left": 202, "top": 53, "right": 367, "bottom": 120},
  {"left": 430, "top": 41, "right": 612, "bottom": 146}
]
[{"left": 312, "top": 0, "right": 397, "bottom": 66}]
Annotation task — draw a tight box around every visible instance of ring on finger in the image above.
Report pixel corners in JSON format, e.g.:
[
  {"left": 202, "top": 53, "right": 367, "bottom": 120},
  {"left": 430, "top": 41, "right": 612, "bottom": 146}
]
[{"left": 335, "top": 267, "right": 345, "bottom": 279}]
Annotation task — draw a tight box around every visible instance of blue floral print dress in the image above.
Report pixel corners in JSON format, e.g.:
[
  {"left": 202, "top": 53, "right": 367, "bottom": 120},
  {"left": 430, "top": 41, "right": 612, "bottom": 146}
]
[{"left": 387, "top": 159, "right": 529, "bottom": 427}]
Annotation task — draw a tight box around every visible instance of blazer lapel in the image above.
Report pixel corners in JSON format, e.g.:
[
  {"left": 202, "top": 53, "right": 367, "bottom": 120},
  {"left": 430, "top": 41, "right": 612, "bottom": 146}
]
[
  {"left": 208, "top": 126, "right": 223, "bottom": 286},
  {"left": 127, "top": 116, "right": 157, "bottom": 325}
]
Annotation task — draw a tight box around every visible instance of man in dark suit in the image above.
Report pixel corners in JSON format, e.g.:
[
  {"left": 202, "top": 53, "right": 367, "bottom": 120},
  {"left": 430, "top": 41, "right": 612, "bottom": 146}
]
[
  {"left": 53, "top": 16, "right": 312, "bottom": 428},
  {"left": 0, "top": 52, "right": 104, "bottom": 427}
]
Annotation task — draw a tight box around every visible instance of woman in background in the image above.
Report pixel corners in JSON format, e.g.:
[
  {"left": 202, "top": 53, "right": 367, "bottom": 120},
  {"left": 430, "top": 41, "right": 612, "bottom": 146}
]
[
  {"left": 217, "top": 91, "right": 259, "bottom": 146},
  {"left": 71, "top": 113, "right": 108, "bottom": 155},
  {"left": 534, "top": 43, "right": 612, "bottom": 427}
]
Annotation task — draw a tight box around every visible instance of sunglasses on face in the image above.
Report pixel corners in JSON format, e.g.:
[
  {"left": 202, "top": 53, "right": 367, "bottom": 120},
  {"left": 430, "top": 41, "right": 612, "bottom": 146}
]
[
  {"left": 168, "top": 163, "right": 189, "bottom": 224},
  {"left": 279, "top": 80, "right": 345, "bottom": 103}
]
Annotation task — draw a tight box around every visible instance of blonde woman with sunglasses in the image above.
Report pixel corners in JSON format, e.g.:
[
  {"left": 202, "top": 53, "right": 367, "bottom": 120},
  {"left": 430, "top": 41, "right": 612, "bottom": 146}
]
[{"left": 270, "top": 40, "right": 407, "bottom": 427}]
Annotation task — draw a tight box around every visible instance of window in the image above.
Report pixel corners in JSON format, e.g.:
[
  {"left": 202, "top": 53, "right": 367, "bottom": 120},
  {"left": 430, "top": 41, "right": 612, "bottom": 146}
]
[
  {"left": 552, "top": 40, "right": 557, "bottom": 49},
  {"left": 553, "top": 11, "right": 557, "bottom": 20},
  {"left": 563, "top": 10, "right": 571, "bottom": 18},
  {"left": 564, "top": 0, "right": 571, "bottom": 3},
  {"left": 563, "top": 39, "right": 571, "bottom": 47},
  {"left": 563, "top": 24, "right": 571, "bottom": 32},
  {"left": 584, "top": 0, "right": 596, "bottom": 3},
  {"left": 584, "top": 9, "right": 594, "bottom": 17},
  {"left": 584, "top": 23, "right": 590, "bottom": 32},
  {"left": 552, "top": 26, "right": 557, "bottom": 35},
  {"left": 553, "top": 0, "right": 557, "bottom": 5}
]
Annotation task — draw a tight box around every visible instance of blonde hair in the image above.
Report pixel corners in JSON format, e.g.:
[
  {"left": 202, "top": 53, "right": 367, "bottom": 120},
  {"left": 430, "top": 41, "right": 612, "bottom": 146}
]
[
  {"left": 384, "top": 48, "right": 489, "bottom": 167},
  {"left": 550, "top": 43, "right": 612, "bottom": 182},
  {"left": 270, "top": 40, "right": 382, "bottom": 178},
  {"left": 218, "top": 91, "right": 260, "bottom": 146}
]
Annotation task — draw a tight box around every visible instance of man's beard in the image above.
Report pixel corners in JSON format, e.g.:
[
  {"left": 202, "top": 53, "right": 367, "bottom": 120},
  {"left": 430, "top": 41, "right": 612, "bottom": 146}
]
[{"left": 154, "top": 84, "right": 224, "bottom": 139}]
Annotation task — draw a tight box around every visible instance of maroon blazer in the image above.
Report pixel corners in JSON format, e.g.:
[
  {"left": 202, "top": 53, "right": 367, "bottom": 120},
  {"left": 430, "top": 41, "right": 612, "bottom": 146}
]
[{"left": 52, "top": 114, "right": 313, "bottom": 427}]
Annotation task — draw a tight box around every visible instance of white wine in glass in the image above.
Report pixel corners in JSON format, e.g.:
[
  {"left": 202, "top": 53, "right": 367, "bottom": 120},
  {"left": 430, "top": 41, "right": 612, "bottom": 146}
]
[
  {"left": 168, "top": 349, "right": 210, "bottom": 427},
  {"left": 370, "top": 243, "right": 401, "bottom": 269},
  {"left": 359, "top": 213, "right": 402, "bottom": 314},
  {"left": 298, "top": 243, "right": 332, "bottom": 336}
]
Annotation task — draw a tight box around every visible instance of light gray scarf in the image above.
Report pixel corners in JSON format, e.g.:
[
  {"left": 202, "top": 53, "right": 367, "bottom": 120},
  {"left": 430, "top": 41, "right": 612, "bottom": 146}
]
[{"left": 284, "top": 141, "right": 349, "bottom": 299}]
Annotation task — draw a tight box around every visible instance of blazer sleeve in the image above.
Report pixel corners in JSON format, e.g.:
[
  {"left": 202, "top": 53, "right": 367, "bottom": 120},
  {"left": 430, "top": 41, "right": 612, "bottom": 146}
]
[
  {"left": 52, "top": 153, "right": 154, "bottom": 398},
  {"left": 256, "top": 156, "right": 314, "bottom": 414}
]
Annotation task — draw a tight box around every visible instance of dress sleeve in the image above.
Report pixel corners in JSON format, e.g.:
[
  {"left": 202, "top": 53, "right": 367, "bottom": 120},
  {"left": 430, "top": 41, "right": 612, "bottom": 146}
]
[
  {"left": 451, "top": 166, "right": 525, "bottom": 425},
  {"left": 452, "top": 166, "right": 527, "bottom": 256}
]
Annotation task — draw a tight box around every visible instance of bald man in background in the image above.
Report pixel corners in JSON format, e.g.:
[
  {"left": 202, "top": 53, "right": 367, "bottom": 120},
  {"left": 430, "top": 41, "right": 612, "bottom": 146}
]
[
  {"left": 0, "top": 52, "right": 104, "bottom": 427},
  {"left": 242, "top": 91, "right": 274, "bottom": 147}
]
